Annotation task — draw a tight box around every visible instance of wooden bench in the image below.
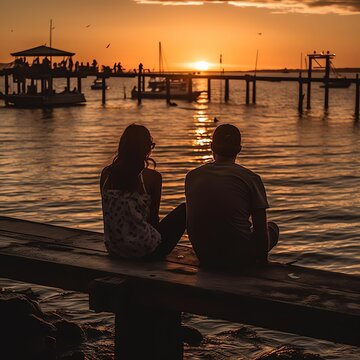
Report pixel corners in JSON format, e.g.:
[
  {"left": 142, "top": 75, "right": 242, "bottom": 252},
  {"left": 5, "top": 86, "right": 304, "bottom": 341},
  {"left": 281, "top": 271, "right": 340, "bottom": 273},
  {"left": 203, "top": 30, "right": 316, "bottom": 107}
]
[{"left": 0, "top": 216, "right": 359, "bottom": 359}]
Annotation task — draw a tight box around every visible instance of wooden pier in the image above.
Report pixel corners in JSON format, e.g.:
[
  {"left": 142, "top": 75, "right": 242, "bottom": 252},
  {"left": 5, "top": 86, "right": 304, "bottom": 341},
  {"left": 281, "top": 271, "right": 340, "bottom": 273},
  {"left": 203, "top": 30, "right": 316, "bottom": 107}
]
[
  {"left": 0, "top": 216, "right": 359, "bottom": 359},
  {"left": 1, "top": 50, "right": 360, "bottom": 117}
]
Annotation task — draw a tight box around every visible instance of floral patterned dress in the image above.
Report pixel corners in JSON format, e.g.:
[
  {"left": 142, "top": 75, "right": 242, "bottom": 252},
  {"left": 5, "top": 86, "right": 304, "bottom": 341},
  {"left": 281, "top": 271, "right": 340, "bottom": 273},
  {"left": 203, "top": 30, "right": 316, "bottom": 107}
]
[{"left": 101, "top": 173, "right": 161, "bottom": 258}]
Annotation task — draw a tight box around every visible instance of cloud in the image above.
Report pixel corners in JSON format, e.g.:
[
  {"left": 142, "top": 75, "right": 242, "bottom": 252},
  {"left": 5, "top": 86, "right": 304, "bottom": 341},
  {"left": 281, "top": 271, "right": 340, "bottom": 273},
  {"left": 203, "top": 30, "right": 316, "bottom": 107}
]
[{"left": 133, "top": 0, "right": 360, "bottom": 14}]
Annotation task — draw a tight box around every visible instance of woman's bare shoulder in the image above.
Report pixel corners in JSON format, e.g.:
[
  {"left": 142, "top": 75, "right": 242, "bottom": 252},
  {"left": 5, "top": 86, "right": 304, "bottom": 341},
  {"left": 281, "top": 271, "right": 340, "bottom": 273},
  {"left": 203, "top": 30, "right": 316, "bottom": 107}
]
[{"left": 143, "top": 167, "right": 162, "bottom": 180}]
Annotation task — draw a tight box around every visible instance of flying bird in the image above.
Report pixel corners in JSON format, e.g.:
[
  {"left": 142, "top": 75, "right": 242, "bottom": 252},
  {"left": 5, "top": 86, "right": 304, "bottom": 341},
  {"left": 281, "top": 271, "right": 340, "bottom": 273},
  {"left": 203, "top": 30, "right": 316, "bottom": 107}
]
[
  {"left": 86, "top": 24, "right": 91, "bottom": 28},
  {"left": 106, "top": 43, "right": 111, "bottom": 48},
  {"left": 258, "top": 32, "right": 262, "bottom": 35},
  {"left": 10, "top": 29, "right": 14, "bottom": 32}
]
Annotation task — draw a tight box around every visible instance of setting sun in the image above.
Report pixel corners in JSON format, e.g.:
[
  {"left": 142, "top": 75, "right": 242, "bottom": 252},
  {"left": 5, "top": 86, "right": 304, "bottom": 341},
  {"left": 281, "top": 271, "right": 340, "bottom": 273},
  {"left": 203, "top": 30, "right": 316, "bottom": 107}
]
[{"left": 194, "top": 61, "right": 210, "bottom": 71}]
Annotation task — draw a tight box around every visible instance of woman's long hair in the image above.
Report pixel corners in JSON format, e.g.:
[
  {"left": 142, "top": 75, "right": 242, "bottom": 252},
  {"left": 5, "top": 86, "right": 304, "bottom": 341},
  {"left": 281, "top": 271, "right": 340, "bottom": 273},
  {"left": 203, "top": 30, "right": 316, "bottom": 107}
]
[{"left": 108, "top": 124, "right": 156, "bottom": 191}]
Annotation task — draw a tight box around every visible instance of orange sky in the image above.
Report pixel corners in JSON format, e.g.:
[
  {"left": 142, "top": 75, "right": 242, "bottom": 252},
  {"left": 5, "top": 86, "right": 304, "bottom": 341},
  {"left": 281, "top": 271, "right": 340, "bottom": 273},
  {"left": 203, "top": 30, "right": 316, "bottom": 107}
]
[{"left": 0, "top": 0, "right": 359, "bottom": 71}]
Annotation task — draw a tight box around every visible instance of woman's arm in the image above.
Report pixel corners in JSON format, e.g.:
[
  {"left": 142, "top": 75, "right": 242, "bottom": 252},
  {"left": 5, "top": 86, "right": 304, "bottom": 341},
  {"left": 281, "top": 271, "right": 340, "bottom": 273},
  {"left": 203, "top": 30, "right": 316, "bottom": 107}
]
[
  {"left": 144, "top": 169, "right": 162, "bottom": 228},
  {"left": 100, "top": 166, "right": 110, "bottom": 193},
  {"left": 251, "top": 208, "right": 269, "bottom": 263}
]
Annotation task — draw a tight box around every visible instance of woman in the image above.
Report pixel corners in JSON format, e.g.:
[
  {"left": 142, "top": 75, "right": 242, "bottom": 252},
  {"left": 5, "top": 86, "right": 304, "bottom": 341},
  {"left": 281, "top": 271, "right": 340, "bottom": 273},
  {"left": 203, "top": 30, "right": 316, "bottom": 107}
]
[{"left": 100, "top": 124, "right": 185, "bottom": 260}]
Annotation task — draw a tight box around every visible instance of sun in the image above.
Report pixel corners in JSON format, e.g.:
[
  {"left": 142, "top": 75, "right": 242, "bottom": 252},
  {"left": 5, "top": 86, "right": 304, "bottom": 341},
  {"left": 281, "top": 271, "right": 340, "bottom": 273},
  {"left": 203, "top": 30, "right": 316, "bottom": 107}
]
[{"left": 194, "top": 61, "right": 210, "bottom": 71}]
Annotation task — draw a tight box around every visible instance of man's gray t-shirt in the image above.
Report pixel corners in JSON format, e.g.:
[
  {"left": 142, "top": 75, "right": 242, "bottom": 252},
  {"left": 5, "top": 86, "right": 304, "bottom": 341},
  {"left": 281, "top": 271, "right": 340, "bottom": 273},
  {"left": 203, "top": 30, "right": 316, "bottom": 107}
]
[{"left": 185, "top": 161, "right": 269, "bottom": 267}]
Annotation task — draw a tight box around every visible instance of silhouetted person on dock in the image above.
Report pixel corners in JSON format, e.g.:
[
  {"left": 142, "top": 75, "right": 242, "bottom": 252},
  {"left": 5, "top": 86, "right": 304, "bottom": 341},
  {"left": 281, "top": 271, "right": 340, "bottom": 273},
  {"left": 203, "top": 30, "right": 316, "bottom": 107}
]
[
  {"left": 185, "top": 124, "right": 279, "bottom": 271},
  {"left": 74, "top": 61, "right": 79, "bottom": 72},
  {"left": 68, "top": 57, "right": 73, "bottom": 72},
  {"left": 100, "top": 124, "right": 186, "bottom": 260}
]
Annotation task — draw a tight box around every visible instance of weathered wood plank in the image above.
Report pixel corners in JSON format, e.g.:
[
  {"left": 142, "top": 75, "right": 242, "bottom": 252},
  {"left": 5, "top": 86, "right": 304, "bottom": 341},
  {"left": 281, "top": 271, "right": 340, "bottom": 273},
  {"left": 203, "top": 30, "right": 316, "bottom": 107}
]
[
  {"left": 1, "top": 216, "right": 358, "bottom": 294},
  {"left": 0, "top": 216, "right": 359, "bottom": 346}
]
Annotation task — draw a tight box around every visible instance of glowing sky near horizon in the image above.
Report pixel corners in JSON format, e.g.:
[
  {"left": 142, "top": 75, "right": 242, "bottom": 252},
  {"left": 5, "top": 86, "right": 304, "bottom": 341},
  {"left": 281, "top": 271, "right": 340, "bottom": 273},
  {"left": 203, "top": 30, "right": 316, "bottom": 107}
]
[{"left": 0, "top": 0, "right": 359, "bottom": 70}]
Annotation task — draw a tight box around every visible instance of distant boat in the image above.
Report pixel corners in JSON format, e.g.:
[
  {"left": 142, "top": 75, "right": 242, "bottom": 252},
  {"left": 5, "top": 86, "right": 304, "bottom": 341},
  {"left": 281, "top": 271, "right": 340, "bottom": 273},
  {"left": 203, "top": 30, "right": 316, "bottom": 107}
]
[
  {"left": 131, "top": 86, "right": 202, "bottom": 101},
  {"left": 320, "top": 78, "right": 351, "bottom": 89},
  {"left": 91, "top": 77, "right": 109, "bottom": 90},
  {"left": 0, "top": 89, "right": 86, "bottom": 108},
  {"left": 131, "top": 42, "right": 201, "bottom": 101}
]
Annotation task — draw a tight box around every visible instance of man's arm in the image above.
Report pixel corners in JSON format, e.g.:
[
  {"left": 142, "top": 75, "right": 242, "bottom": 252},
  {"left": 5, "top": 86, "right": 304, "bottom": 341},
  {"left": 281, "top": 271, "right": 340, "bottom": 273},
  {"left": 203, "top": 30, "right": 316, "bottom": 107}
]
[{"left": 251, "top": 208, "right": 269, "bottom": 263}]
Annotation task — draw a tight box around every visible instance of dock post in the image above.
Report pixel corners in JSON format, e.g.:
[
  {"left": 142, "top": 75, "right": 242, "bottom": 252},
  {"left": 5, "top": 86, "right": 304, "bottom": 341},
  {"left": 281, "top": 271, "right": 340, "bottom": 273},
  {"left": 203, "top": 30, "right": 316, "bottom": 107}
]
[
  {"left": 115, "top": 306, "right": 182, "bottom": 360},
  {"left": 246, "top": 80, "right": 250, "bottom": 105},
  {"left": 48, "top": 77, "right": 53, "bottom": 95},
  {"left": 324, "top": 55, "right": 330, "bottom": 110},
  {"left": 102, "top": 77, "right": 106, "bottom": 105},
  {"left": 188, "top": 76, "right": 193, "bottom": 102},
  {"left": 252, "top": 78, "right": 256, "bottom": 104},
  {"left": 22, "top": 80, "right": 26, "bottom": 94},
  {"left": 77, "top": 77, "right": 82, "bottom": 93},
  {"left": 41, "top": 79, "right": 45, "bottom": 95},
  {"left": 4, "top": 74, "right": 9, "bottom": 95},
  {"left": 4, "top": 74, "right": 9, "bottom": 105},
  {"left": 307, "top": 57, "right": 312, "bottom": 109},
  {"left": 67, "top": 77, "right": 71, "bottom": 91},
  {"left": 298, "top": 72, "right": 304, "bottom": 114},
  {"left": 166, "top": 77, "right": 170, "bottom": 104},
  {"left": 17, "top": 80, "right": 21, "bottom": 94},
  {"left": 89, "top": 277, "right": 183, "bottom": 360},
  {"left": 224, "top": 79, "right": 229, "bottom": 102},
  {"left": 137, "top": 63, "right": 143, "bottom": 105},
  {"left": 207, "top": 78, "right": 211, "bottom": 101},
  {"left": 355, "top": 74, "right": 359, "bottom": 120}
]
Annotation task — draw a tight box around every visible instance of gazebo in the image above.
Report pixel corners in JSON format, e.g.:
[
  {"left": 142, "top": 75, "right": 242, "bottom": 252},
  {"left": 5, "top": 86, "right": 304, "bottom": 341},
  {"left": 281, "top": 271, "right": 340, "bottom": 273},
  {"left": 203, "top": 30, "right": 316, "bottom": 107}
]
[{"left": 11, "top": 45, "right": 75, "bottom": 58}]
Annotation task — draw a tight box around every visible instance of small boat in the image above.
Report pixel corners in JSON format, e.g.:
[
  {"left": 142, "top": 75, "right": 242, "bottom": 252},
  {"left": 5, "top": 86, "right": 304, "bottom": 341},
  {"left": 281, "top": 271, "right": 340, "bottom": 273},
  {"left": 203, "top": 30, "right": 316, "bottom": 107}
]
[
  {"left": 320, "top": 78, "right": 351, "bottom": 89},
  {"left": 131, "top": 87, "right": 202, "bottom": 101},
  {"left": 0, "top": 90, "right": 86, "bottom": 108},
  {"left": 131, "top": 42, "right": 203, "bottom": 101},
  {"left": 91, "top": 78, "right": 109, "bottom": 90}
]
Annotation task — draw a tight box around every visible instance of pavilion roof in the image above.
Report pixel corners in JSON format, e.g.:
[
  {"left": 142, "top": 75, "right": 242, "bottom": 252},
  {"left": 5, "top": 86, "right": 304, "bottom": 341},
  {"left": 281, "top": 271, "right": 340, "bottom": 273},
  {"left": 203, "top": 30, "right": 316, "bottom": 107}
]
[{"left": 11, "top": 45, "right": 75, "bottom": 57}]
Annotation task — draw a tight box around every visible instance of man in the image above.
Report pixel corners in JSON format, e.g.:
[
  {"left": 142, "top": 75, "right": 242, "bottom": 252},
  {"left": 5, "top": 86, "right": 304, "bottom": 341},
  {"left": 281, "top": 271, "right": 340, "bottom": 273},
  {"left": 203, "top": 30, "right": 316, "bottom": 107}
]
[{"left": 185, "top": 124, "right": 279, "bottom": 270}]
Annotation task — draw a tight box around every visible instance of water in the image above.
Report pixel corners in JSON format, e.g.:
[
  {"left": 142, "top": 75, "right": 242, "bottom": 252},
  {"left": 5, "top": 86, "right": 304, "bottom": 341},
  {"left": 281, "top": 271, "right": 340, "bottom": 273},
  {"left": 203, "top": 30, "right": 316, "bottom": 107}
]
[{"left": 0, "top": 74, "right": 359, "bottom": 359}]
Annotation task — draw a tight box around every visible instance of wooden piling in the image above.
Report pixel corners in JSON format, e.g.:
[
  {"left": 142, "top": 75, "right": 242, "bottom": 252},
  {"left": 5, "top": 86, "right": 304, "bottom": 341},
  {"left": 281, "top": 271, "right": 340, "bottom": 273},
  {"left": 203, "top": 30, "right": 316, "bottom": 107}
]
[
  {"left": 224, "top": 79, "right": 229, "bottom": 102},
  {"left": 166, "top": 77, "right": 170, "bottom": 104},
  {"left": 252, "top": 78, "right": 256, "bottom": 104},
  {"left": 48, "top": 77, "right": 53, "bottom": 95},
  {"left": 67, "top": 77, "right": 70, "bottom": 91},
  {"left": 298, "top": 73, "right": 304, "bottom": 114},
  {"left": 4, "top": 74, "right": 9, "bottom": 105},
  {"left": 307, "top": 57, "right": 312, "bottom": 109},
  {"left": 207, "top": 78, "right": 211, "bottom": 101},
  {"left": 102, "top": 77, "right": 106, "bottom": 105},
  {"left": 115, "top": 306, "right": 182, "bottom": 360},
  {"left": 355, "top": 74, "right": 359, "bottom": 120},
  {"left": 17, "top": 80, "right": 21, "bottom": 94},
  {"left": 324, "top": 56, "right": 330, "bottom": 110},
  {"left": 137, "top": 64, "right": 143, "bottom": 105},
  {"left": 77, "top": 77, "right": 82, "bottom": 93},
  {"left": 188, "top": 76, "right": 193, "bottom": 102},
  {"left": 246, "top": 79, "right": 250, "bottom": 105},
  {"left": 22, "top": 80, "right": 26, "bottom": 94}
]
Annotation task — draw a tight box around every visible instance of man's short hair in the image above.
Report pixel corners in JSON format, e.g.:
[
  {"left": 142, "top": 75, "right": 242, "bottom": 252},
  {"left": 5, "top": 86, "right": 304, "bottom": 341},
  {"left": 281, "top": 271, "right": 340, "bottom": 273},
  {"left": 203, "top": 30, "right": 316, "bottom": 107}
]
[{"left": 211, "top": 124, "right": 241, "bottom": 157}]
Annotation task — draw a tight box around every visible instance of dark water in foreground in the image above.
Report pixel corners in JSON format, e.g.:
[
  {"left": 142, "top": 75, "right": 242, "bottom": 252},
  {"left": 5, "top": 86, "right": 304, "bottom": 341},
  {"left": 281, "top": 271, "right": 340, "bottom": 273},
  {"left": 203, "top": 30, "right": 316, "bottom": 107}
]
[{"left": 0, "top": 74, "right": 359, "bottom": 358}]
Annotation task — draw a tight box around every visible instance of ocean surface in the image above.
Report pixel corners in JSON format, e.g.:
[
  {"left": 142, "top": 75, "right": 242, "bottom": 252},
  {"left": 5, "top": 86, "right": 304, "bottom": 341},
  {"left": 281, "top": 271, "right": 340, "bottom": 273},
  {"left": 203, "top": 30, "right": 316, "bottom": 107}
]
[{"left": 0, "top": 73, "right": 359, "bottom": 359}]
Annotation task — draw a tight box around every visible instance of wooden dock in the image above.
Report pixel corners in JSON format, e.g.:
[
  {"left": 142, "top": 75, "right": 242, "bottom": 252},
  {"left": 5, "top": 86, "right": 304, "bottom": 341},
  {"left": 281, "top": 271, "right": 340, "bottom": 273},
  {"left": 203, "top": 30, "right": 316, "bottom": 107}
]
[
  {"left": 0, "top": 216, "right": 359, "bottom": 358},
  {"left": 1, "top": 65, "right": 360, "bottom": 117}
]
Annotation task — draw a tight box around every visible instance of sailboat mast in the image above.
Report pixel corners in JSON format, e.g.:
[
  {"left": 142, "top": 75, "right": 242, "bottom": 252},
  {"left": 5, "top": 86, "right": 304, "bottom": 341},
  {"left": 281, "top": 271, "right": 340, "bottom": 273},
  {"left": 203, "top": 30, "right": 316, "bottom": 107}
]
[
  {"left": 50, "top": 19, "right": 53, "bottom": 48},
  {"left": 159, "top": 41, "right": 164, "bottom": 73}
]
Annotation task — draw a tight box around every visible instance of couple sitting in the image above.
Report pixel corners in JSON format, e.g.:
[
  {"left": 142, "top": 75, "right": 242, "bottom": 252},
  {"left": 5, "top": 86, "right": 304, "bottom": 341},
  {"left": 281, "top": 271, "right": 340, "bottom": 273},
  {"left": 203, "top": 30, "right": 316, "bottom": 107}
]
[{"left": 100, "top": 123, "right": 279, "bottom": 271}]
